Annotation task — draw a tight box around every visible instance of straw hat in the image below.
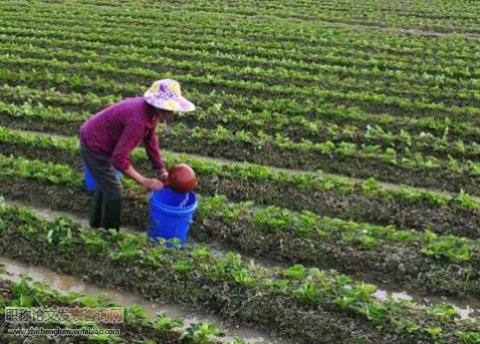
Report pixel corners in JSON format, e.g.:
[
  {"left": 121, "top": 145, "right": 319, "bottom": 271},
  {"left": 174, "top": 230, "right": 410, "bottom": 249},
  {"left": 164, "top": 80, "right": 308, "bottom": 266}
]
[{"left": 144, "top": 79, "right": 195, "bottom": 112}]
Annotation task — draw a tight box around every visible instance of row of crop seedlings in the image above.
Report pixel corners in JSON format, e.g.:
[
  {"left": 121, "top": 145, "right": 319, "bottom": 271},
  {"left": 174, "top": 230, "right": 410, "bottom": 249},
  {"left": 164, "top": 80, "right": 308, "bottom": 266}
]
[
  {"left": 4, "top": 95, "right": 480, "bottom": 197},
  {"left": 0, "top": 1, "right": 438, "bottom": 33},
  {"left": 5, "top": 78, "right": 480, "bottom": 151},
  {"left": 3, "top": 0, "right": 361, "bottom": 24},
  {"left": 4, "top": 126, "right": 480, "bottom": 234},
  {"left": 3, "top": 16, "right": 479, "bottom": 95},
  {"left": 2, "top": 45, "right": 479, "bottom": 129},
  {"left": 2, "top": 27, "right": 478, "bottom": 80},
  {"left": 4, "top": 126, "right": 480, "bottom": 236},
  {"left": 0, "top": 270, "right": 243, "bottom": 344},
  {"left": 0, "top": 16, "right": 386, "bottom": 61},
  {"left": 5, "top": 0, "right": 480, "bottom": 34},
  {"left": 1, "top": 30, "right": 475, "bottom": 121},
  {"left": 5, "top": 53, "right": 478, "bottom": 125},
  {"left": 5, "top": 6, "right": 480, "bottom": 64},
  {"left": 12, "top": 42, "right": 475, "bottom": 105},
  {"left": 5, "top": 11, "right": 480, "bottom": 86},
  {"left": 1, "top": 13, "right": 390, "bottom": 62},
  {"left": 0, "top": 56, "right": 476, "bottom": 124},
  {"left": 75, "top": 0, "right": 448, "bottom": 24},
  {"left": 4, "top": 28, "right": 480, "bottom": 101},
  {"left": 8, "top": 24, "right": 475, "bottom": 79},
  {"left": 4, "top": 80, "right": 480, "bottom": 167},
  {"left": 1, "top": 200, "right": 480, "bottom": 344},
  {"left": 3, "top": 45, "right": 479, "bottom": 120},
  {"left": 4, "top": 17, "right": 480, "bottom": 83},
  {"left": 1, "top": 142, "right": 480, "bottom": 298},
  {"left": 4, "top": 80, "right": 480, "bottom": 155},
  {"left": 4, "top": 64, "right": 480, "bottom": 193}
]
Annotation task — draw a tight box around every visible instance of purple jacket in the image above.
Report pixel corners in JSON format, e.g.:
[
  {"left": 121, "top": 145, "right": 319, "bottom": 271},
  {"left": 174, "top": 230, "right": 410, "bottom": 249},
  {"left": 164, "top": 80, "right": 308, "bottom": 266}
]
[{"left": 80, "top": 97, "right": 166, "bottom": 173}]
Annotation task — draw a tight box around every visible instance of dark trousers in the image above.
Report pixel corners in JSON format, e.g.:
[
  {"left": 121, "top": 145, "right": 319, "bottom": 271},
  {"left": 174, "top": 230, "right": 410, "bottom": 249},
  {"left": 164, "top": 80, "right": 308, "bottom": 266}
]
[{"left": 80, "top": 139, "right": 122, "bottom": 231}]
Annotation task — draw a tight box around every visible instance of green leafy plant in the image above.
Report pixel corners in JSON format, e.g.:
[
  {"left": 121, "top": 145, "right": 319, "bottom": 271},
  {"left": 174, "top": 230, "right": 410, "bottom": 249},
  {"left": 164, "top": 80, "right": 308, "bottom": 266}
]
[
  {"left": 283, "top": 264, "right": 307, "bottom": 280},
  {"left": 107, "top": 234, "right": 143, "bottom": 261},
  {"left": 426, "top": 326, "right": 443, "bottom": 339},
  {"left": 179, "top": 322, "right": 226, "bottom": 343},
  {"left": 154, "top": 313, "right": 184, "bottom": 333},
  {"left": 294, "top": 282, "right": 320, "bottom": 307}
]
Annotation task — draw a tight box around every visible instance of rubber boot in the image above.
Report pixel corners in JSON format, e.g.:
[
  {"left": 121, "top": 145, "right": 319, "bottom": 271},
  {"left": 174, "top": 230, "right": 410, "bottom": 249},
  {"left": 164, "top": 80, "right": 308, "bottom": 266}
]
[
  {"left": 89, "top": 190, "right": 104, "bottom": 228},
  {"left": 101, "top": 197, "right": 122, "bottom": 232}
]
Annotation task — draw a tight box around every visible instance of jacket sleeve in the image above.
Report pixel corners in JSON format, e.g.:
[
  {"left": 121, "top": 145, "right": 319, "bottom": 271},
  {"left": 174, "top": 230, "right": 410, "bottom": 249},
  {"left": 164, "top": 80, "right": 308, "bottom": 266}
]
[
  {"left": 144, "top": 127, "right": 167, "bottom": 173},
  {"left": 110, "top": 121, "right": 144, "bottom": 172}
]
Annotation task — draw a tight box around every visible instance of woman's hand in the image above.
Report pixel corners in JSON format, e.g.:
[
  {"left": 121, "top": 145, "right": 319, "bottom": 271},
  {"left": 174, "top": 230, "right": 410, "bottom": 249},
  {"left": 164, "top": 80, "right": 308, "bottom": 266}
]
[
  {"left": 121, "top": 165, "right": 164, "bottom": 194},
  {"left": 141, "top": 178, "right": 164, "bottom": 191},
  {"left": 159, "top": 170, "right": 169, "bottom": 183}
]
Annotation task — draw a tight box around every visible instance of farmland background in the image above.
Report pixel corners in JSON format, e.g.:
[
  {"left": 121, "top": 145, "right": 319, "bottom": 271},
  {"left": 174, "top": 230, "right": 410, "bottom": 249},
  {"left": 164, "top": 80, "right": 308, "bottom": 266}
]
[{"left": 3, "top": 0, "right": 480, "bottom": 343}]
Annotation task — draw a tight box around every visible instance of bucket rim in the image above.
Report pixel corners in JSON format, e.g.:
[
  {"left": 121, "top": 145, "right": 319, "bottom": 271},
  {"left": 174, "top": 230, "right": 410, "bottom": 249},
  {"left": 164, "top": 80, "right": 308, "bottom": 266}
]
[{"left": 149, "top": 190, "right": 197, "bottom": 212}]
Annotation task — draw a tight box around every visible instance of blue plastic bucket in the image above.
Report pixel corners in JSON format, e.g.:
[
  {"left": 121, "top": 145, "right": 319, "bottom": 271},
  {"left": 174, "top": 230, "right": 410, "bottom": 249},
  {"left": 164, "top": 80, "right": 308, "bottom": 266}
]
[
  {"left": 84, "top": 164, "right": 122, "bottom": 191},
  {"left": 147, "top": 187, "right": 198, "bottom": 247}
]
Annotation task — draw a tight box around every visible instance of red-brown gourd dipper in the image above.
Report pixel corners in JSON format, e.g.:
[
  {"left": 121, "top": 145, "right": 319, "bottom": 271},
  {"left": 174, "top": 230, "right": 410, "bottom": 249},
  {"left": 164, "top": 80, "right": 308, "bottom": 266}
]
[{"left": 167, "top": 164, "right": 197, "bottom": 193}]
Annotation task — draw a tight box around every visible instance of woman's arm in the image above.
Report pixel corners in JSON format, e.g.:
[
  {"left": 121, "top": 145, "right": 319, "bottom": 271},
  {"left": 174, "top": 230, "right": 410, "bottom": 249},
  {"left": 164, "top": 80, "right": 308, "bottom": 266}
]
[
  {"left": 112, "top": 122, "right": 163, "bottom": 191},
  {"left": 144, "top": 127, "right": 168, "bottom": 178}
]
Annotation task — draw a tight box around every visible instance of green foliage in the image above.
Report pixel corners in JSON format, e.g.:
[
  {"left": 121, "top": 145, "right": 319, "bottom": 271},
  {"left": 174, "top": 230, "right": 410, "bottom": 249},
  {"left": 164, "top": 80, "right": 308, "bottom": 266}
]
[
  {"left": 355, "top": 302, "right": 390, "bottom": 325},
  {"left": 455, "top": 331, "right": 480, "bottom": 343},
  {"left": 426, "top": 304, "right": 459, "bottom": 322},
  {"left": 0, "top": 187, "right": 479, "bottom": 341},
  {"left": 179, "top": 322, "right": 226, "bottom": 343},
  {"left": 394, "top": 320, "right": 420, "bottom": 334},
  {"left": 80, "top": 229, "right": 111, "bottom": 254},
  {"left": 284, "top": 264, "right": 307, "bottom": 280},
  {"left": 125, "top": 305, "right": 148, "bottom": 325},
  {"left": 426, "top": 326, "right": 443, "bottom": 338},
  {"left": 422, "top": 230, "right": 471, "bottom": 262},
  {"left": 294, "top": 282, "right": 320, "bottom": 307},
  {"left": 107, "top": 234, "right": 143, "bottom": 261},
  {"left": 10, "top": 275, "right": 34, "bottom": 307},
  {"left": 452, "top": 189, "right": 478, "bottom": 210},
  {"left": 172, "top": 259, "right": 193, "bottom": 275},
  {"left": 154, "top": 314, "right": 184, "bottom": 333}
]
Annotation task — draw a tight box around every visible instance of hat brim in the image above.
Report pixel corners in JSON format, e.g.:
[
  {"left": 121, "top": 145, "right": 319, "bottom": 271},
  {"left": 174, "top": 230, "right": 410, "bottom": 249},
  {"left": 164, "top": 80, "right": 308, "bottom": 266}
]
[{"left": 144, "top": 95, "right": 195, "bottom": 112}]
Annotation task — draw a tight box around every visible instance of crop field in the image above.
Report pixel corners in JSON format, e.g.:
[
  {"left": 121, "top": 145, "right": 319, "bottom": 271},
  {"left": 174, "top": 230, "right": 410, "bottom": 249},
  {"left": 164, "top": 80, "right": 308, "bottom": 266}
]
[{"left": 4, "top": 0, "right": 480, "bottom": 343}]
